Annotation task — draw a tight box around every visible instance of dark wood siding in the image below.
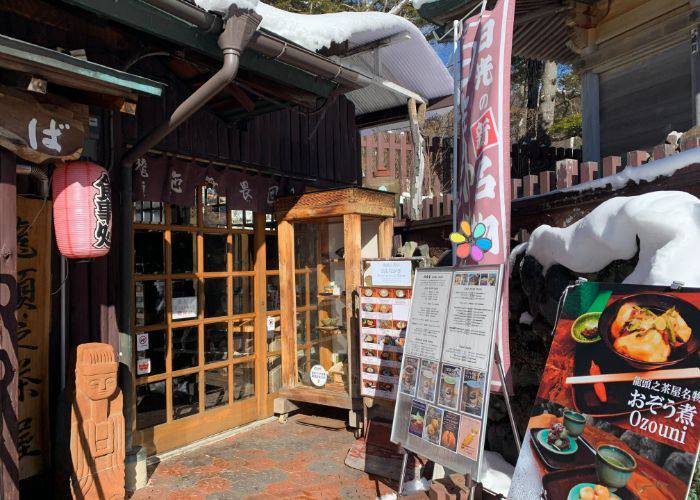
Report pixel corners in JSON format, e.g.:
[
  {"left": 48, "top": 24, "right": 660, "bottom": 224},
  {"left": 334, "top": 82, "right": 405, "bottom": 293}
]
[{"left": 599, "top": 42, "right": 692, "bottom": 158}]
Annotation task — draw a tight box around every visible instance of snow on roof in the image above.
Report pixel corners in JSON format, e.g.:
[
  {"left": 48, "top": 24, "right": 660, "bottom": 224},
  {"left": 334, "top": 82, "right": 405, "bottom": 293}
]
[
  {"left": 524, "top": 191, "right": 700, "bottom": 287},
  {"left": 194, "top": 0, "right": 453, "bottom": 115}
]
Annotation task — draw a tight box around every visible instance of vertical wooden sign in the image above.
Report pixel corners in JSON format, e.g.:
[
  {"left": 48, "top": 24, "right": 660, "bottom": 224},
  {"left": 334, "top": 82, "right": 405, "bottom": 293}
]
[{"left": 16, "top": 196, "right": 51, "bottom": 479}]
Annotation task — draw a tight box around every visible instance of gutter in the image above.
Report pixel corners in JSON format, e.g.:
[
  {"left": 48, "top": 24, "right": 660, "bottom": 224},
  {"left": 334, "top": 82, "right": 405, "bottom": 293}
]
[
  {"left": 118, "top": 3, "right": 262, "bottom": 453},
  {"left": 143, "top": 0, "right": 370, "bottom": 91}
]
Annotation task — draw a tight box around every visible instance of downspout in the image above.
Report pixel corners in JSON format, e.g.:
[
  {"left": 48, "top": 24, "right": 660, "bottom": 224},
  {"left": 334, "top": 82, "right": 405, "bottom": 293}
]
[{"left": 117, "top": 4, "right": 262, "bottom": 454}]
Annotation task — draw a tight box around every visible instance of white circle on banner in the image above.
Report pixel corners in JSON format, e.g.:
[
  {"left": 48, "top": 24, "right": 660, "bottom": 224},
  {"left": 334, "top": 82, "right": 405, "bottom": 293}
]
[{"left": 309, "top": 365, "right": 327, "bottom": 387}]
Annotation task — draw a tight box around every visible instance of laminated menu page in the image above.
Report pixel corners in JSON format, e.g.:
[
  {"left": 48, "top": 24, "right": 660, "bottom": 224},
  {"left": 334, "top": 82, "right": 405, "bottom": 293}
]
[{"left": 391, "top": 266, "right": 503, "bottom": 479}]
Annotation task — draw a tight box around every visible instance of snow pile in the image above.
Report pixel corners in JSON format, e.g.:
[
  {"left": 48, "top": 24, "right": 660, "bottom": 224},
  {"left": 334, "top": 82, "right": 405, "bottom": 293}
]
[
  {"left": 480, "top": 450, "right": 514, "bottom": 497},
  {"left": 196, "top": 0, "right": 423, "bottom": 53},
  {"left": 524, "top": 191, "right": 700, "bottom": 287}
]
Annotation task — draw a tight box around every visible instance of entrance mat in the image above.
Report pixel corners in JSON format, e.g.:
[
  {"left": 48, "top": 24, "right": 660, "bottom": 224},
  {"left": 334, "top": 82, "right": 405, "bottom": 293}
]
[
  {"left": 345, "top": 419, "right": 424, "bottom": 482},
  {"left": 296, "top": 415, "right": 347, "bottom": 430}
]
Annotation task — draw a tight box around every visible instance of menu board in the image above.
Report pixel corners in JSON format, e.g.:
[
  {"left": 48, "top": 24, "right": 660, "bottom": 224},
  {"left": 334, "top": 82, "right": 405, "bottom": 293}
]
[
  {"left": 391, "top": 265, "right": 503, "bottom": 478},
  {"left": 509, "top": 282, "right": 700, "bottom": 499},
  {"left": 359, "top": 286, "right": 412, "bottom": 400}
]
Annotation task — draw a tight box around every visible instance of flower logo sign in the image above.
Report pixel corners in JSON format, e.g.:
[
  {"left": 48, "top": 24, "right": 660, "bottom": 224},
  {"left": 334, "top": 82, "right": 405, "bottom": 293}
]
[{"left": 449, "top": 221, "right": 492, "bottom": 262}]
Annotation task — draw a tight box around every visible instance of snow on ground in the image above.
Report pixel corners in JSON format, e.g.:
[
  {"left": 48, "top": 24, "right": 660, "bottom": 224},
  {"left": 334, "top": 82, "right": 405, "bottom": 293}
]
[
  {"left": 480, "top": 450, "right": 514, "bottom": 497},
  {"left": 196, "top": 0, "right": 423, "bottom": 53},
  {"left": 524, "top": 191, "right": 700, "bottom": 287}
]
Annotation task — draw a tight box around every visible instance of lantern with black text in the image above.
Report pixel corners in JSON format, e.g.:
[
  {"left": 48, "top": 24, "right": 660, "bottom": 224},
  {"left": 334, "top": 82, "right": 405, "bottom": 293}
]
[{"left": 53, "top": 161, "right": 112, "bottom": 258}]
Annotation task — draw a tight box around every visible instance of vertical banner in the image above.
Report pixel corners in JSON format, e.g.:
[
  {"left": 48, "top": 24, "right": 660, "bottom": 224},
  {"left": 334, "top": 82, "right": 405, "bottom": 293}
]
[
  {"left": 16, "top": 197, "right": 51, "bottom": 478},
  {"left": 454, "top": 0, "right": 516, "bottom": 391}
]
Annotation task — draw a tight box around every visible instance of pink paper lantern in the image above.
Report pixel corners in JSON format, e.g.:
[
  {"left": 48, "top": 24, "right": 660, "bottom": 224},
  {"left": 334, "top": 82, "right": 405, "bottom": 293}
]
[{"left": 53, "top": 161, "right": 112, "bottom": 258}]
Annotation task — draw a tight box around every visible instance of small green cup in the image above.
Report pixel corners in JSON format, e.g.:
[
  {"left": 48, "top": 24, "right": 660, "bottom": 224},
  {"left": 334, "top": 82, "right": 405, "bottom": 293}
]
[
  {"left": 595, "top": 444, "right": 637, "bottom": 491},
  {"left": 563, "top": 410, "right": 586, "bottom": 439}
]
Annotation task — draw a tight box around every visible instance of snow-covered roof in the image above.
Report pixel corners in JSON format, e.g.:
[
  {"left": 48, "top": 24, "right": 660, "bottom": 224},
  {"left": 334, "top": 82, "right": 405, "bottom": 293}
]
[
  {"left": 195, "top": 0, "right": 453, "bottom": 116},
  {"left": 523, "top": 191, "right": 700, "bottom": 287}
]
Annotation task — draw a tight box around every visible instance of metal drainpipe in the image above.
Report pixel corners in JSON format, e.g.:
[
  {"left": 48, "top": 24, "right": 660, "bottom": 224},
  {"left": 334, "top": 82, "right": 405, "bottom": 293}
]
[{"left": 118, "top": 5, "right": 262, "bottom": 452}]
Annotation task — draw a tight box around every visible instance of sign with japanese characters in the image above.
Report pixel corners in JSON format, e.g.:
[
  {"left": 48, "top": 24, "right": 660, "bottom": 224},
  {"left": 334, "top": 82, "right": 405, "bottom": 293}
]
[
  {"left": 359, "top": 286, "right": 412, "bottom": 400},
  {"left": 455, "top": 0, "right": 515, "bottom": 394},
  {"left": 16, "top": 197, "right": 52, "bottom": 479},
  {"left": 362, "top": 259, "right": 413, "bottom": 288},
  {"left": 391, "top": 266, "right": 503, "bottom": 478},
  {"left": 0, "top": 85, "right": 88, "bottom": 163},
  {"left": 509, "top": 282, "right": 700, "bottom": 499}
]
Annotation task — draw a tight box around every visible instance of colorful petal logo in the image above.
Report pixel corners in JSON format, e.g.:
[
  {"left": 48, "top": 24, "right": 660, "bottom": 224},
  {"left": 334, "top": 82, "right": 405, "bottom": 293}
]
[{"left": 449, "top": 220, "right": 493, "bottom": 262}]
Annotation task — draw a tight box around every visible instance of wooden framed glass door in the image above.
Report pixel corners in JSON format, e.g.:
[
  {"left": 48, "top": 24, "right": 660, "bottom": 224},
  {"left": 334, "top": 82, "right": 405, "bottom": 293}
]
[{"left": 131, "top": 183, "right": 278, "bottom": 455}]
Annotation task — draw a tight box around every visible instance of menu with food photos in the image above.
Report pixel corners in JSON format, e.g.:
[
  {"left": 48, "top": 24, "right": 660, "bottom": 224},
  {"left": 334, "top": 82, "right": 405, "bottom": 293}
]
[
  {"left": 391, "top": 265, "right": 503, "bottom": 479},
  {"left": 359, "top": 286, "right": 413, "bottom": 400},
  {"left": 509, "top": 282, "right": 700, "bottom": 500}
]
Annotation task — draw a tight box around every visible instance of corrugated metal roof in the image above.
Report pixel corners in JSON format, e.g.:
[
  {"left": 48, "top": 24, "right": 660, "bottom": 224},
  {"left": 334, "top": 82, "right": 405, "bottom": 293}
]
[{"left": 340, "top": 28, "right": 454, "bottom": 115}]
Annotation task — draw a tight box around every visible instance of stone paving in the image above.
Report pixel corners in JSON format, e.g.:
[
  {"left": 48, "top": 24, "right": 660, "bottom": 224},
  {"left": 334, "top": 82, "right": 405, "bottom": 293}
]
[{"left": 131, "top": 411, "right": 397, "bottom": 499}]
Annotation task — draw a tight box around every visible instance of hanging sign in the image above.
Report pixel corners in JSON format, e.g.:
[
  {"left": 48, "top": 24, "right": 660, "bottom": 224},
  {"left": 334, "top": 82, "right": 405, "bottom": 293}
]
[
  {"left": 454, "top": 0, "right": 515, "bottom": 392},
  {"left": 391, "top": 266, "right": 503, "bottom": 478},
  {"left": 362, "top": 259, "right": 413, "bottom": 288},
  {"left": 0, "top": 85, "right": 88, "bottom": 163},
  {"left": 359, "top": 286, "right": 413, "bottom": 400},
  {"left": 509, "top": 282, "right": 700, "bottom": 499},
  {"left": 16, "top": 197, "right": 52, "bottom": 479}
]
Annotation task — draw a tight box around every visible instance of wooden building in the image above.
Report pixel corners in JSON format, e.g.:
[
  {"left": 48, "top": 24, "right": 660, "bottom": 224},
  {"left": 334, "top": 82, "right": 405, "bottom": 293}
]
[
  {"left": 0, "top": 0, "right": 452, "bottom": 496},
  {"left": 417, "top": 0, "right": 698, "bottom": 161}
]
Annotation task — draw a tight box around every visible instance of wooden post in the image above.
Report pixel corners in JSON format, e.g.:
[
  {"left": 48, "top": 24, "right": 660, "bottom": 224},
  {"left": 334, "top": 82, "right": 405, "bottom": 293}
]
[
  {"left": 581, "top": 71, "right": 600, "bottom": 162},
  {"left": 522, "top": 175, "right": 538, "bottom": 197},
  {"left": 277, "top": 220, "right": 297, "bottom": 388},
  {"left": 0, "top": 150, "right": 18, "bottom": 499},
  {"left": 538, "top": 171, "right": 555, "bottom": 193},
  {"left": 602, "top": 156, "right": 621, "bottom": 177},
  {"left": 626, "top": 150, "right": 649, "bottom": 167},
  {"left": 580, "top": 161, "right": 598, "bottom": 183},
  {"left": 253, "top": 212, "right": 268, "bottom": 415},
  {"left": 556, "top": 159, "right": 579, "bottom": 189},
  {"left": 344, "top": 214, "right": 361, "bottom": 397},
  {"left": 378, "top": 218, "right": 394, "bottom": 259},
  {"left": 511, "top": 178, "right": 522, "bottom": 200}
]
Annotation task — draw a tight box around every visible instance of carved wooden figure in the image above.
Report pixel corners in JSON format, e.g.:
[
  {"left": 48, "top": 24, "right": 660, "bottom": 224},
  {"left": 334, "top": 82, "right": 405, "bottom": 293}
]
[{"left": 70, "top": 343, "right": 125, "bottom": 499}]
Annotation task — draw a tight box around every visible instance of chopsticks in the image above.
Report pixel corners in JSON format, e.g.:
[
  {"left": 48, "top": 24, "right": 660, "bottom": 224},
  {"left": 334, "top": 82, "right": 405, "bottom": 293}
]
[{"left": 565, "top": 367, "right": 700, "bottom": 385}]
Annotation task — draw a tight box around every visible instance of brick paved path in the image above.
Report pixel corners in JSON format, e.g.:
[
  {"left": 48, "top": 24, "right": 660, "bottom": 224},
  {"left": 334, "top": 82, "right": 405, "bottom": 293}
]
[{"left": 131, "top": 412, "right": 397, "bottom": 499}]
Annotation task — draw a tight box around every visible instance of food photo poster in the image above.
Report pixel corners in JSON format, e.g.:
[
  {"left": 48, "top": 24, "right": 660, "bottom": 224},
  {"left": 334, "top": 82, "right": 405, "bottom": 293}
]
[{"left": 509, "top": 282, "right": 700, "bottom": 499}]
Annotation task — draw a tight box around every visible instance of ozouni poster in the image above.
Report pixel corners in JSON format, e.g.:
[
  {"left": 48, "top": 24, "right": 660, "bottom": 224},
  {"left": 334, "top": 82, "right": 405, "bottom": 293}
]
[{"left": 510, "top": 282, "right": 700, "bottom": 499}]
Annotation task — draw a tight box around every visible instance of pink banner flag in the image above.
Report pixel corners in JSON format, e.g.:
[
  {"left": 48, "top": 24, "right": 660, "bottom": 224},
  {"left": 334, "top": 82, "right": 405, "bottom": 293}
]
[{"left": 454, "top": 0, "right": 515, "bottom": 391}]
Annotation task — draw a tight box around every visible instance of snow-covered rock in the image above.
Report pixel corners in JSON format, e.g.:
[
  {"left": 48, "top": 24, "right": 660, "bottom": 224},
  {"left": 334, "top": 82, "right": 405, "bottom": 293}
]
[{"left": 524, "top": 191, "right": 700, "bottom": 287}]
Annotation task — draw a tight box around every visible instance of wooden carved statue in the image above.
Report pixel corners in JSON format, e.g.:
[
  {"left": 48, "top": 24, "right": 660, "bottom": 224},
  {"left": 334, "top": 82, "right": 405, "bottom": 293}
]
[{"left": 70, "top": 343, "right": 125, "bottom": 499}]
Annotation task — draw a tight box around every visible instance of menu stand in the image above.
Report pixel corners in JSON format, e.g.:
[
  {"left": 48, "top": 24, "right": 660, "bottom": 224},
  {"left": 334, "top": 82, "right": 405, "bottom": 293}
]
[{"left": 395, "top": 345, "right": 520, "bottom": 496}]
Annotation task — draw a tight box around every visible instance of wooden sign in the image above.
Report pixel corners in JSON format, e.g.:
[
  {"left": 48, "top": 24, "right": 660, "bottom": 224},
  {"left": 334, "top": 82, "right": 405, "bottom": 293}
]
[
  {"left": 0, "top": 85, "right": 88, "bottom": 163},
  {"left": 16, "top": 197, "right": 51, "bottom": 479}
]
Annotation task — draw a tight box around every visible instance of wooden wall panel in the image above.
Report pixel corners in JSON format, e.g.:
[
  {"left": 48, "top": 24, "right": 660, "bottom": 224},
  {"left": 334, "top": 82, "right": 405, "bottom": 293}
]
[{"left": 599, "top": 42, "right": 692, "bottom": 158}]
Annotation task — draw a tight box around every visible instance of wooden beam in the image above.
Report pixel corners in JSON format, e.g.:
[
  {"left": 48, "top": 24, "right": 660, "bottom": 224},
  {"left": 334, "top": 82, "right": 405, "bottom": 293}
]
[
  {"left": 277, "top": 220, "right": 297, "bottom": 388},
  {"left": 0, "top": 150, "right": 18, "bottom": 500},
  {"left": 253, "top": 212, "right": 268, "bottom": 417}
]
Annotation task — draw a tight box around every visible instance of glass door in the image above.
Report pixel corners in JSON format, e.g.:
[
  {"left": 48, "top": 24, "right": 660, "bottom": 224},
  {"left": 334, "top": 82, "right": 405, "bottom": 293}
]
[{"left": 131, "top": 183, "right": 275, "bottom": 454}]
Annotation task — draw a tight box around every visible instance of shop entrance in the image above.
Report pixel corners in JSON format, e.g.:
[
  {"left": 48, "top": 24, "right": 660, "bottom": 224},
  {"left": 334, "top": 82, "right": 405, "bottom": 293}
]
[{"left": 131, "top": 184, "right": 281, "bottom": 454}]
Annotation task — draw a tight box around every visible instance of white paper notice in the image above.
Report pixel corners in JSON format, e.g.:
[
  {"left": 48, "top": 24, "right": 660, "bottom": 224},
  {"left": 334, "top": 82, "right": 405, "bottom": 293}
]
[
  {"left": 366, "top": 260, "right": 413, "bottom": 287},
  {"left": 172, "top": 297, "right": 197, "bottom": 320},
  {"left": 404, "top": 270, "right": 452, "bottom": 361},
  {"left": 441, "top": 270, "right": 500, "bottom": 371}
]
